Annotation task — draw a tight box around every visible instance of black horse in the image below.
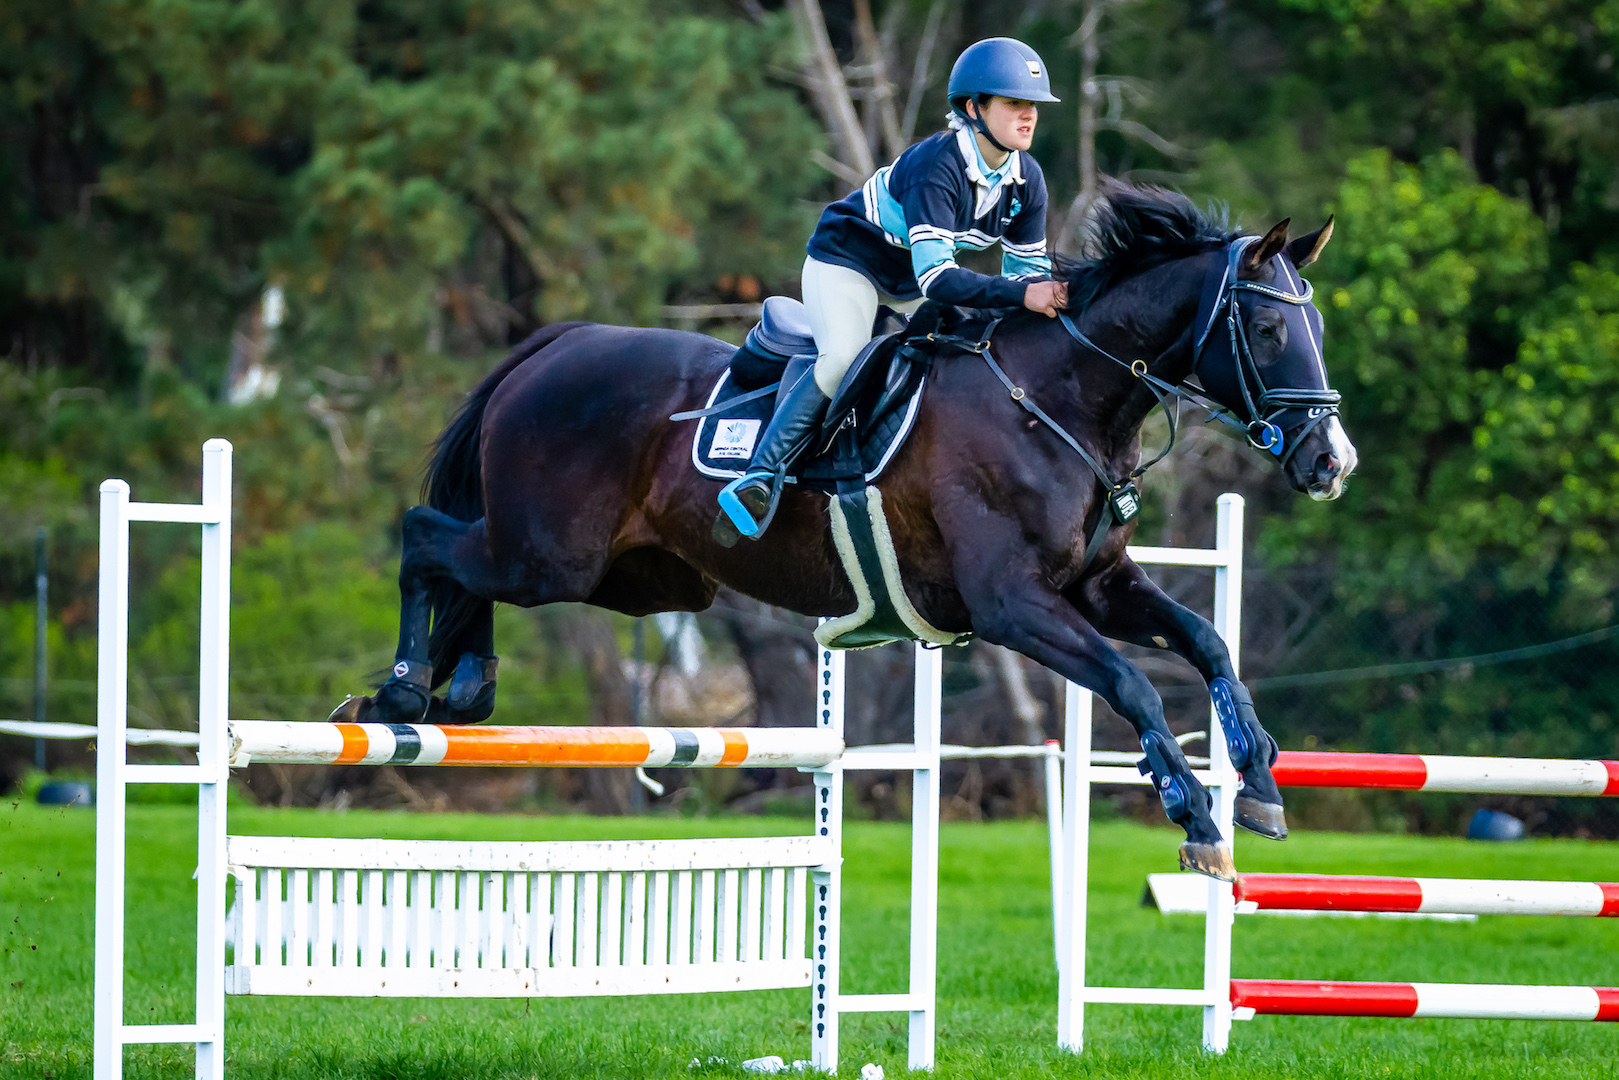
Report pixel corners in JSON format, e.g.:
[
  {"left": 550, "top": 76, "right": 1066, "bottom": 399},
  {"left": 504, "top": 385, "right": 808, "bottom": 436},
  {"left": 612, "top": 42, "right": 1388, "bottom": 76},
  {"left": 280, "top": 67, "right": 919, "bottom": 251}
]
[{"left": 334, "top": 185, "right": 1357, "bottom": 880}]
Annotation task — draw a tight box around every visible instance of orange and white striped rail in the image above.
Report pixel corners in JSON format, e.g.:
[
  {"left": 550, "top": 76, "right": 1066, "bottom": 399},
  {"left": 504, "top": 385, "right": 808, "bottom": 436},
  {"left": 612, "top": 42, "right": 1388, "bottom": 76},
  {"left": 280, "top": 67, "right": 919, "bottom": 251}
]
[
  {"left": 227, "top": 720, "right": 843, "bottom": 769},
  {"left": 1231, "top": 979, "right": 1619, "bottom": 1021},
  {"left": 1271, "top": 751, "right": 1619, "bottom": 796},
  {"left": 1234, "top": 873, "right": 1619, "bottom": 917}
]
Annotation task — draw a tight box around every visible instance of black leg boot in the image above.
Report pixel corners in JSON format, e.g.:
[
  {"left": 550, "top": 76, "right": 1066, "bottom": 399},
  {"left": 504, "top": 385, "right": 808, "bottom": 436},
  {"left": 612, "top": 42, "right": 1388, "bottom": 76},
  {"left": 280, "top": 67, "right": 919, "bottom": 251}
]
[{"left": 714, "top": 371, "right": 829, "bottom": 543}]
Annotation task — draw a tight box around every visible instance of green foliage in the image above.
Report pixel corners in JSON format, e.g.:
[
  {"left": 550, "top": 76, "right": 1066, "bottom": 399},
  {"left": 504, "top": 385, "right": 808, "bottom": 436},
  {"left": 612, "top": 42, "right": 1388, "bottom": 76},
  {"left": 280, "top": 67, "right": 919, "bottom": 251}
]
[
  {"left": 1469, "top": 263, "right": 1619, "bottom": 603},
  {"left": 2, "top": 0, "right": 822, "bottom": 384},
  {"left": 1262, "top": 150, "right": 1548, "bottom": 591}
]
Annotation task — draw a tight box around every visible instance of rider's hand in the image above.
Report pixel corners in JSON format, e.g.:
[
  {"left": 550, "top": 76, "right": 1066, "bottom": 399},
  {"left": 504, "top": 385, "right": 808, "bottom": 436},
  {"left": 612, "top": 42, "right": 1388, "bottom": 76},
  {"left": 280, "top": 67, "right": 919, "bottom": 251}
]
[{"left": 1023, "top": 279, "right": 1068, "bottom": 318}]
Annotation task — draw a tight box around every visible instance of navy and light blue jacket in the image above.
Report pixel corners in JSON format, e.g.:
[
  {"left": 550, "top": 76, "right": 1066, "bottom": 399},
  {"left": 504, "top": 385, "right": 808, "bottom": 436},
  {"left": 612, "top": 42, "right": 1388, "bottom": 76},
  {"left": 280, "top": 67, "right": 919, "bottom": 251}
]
[{"left": 806, "top": 124, "right": 1051, "bottom": 309}]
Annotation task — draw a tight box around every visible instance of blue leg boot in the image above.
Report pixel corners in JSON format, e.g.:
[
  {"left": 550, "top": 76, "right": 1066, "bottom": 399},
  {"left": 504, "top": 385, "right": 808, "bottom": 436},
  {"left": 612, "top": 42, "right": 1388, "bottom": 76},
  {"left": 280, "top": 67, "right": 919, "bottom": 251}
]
[{"left": 715, "top": 373, "right": 829, "bottom": 543}]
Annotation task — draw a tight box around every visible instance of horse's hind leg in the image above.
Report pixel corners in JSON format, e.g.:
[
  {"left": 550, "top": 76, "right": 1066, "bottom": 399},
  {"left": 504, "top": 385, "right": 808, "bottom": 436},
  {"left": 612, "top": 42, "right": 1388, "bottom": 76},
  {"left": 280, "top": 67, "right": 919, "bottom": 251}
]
[
  {"left": 1075, "top": 558, "right": 1287, "bottom": 840},
  {"left": 967, "top": 577, "right": 1234, "bottom": 880},
  {"left": 334, "top": 506, "right": 564, "bottom": 726},
  {"left": 433, "top": 603, "right": 498, "bottom": 724}
]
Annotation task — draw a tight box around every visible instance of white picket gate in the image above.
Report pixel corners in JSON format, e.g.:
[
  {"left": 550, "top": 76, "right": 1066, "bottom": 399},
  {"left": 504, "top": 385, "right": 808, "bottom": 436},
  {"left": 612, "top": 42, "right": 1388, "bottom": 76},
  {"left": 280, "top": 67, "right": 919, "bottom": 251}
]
[{"left": 226, "top": 836, "right": 825, "bottom": 997}]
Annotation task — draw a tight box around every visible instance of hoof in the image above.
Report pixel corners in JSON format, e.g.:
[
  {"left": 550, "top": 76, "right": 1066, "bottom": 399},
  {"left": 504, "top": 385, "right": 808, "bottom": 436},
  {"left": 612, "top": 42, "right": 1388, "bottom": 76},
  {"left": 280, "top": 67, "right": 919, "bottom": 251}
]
[
  {"left": 1235, "top": 795, "right": 1288, "bottom": 840},
  {"left": 1179, "top": 840, "right": 1236, "bottom": 882},
  {"left": 326, "top": 694, "right": 374, "bottom": 723}
]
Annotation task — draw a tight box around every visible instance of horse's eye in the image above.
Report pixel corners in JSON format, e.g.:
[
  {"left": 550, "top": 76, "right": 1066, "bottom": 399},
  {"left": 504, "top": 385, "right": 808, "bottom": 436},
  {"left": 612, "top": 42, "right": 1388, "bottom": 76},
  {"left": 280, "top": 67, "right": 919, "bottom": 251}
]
[{"left": 1256, "top": 324, "right": 1276, "bottom": 338}]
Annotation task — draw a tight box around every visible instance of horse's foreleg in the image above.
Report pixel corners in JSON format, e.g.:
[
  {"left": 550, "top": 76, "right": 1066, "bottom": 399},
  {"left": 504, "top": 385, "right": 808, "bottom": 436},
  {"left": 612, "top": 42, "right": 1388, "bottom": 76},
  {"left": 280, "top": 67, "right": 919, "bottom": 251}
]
[
  {"left": 1073, "top": 559, "right": 1287, "bottom": 840},
  {"left": 970, "top": 581, "right": 1233, "bottom": 880}
]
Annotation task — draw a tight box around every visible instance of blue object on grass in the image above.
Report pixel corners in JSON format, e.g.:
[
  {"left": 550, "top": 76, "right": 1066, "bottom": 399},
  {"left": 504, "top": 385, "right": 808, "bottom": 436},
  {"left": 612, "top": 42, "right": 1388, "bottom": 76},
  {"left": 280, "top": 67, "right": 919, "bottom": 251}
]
[
  {"left": 1467, "top": 808, "right": 1524, "bottom": 841},
  {"left": 37, "top": 781, "right": 93, "bottom": 807}
]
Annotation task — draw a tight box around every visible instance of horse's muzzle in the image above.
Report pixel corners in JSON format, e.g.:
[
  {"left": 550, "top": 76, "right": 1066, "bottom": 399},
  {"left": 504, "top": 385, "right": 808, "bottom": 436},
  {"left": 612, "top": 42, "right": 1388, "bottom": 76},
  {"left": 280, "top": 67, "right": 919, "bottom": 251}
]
[{"left": 1302, "top": 416, "right": 1357, "bottom": 501}]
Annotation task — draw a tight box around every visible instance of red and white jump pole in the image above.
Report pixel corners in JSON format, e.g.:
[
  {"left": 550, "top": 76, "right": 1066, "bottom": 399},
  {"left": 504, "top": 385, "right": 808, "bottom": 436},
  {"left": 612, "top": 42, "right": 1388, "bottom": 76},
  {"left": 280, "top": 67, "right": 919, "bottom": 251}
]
[
  {"left": 1272, "top": 751, "right": 1619, "bottom": 796},
  {"left": 1235, "top": 873, "right": 1619, "bottom": 918},
  {"left": 1231, "top": 980, "right": 1619, "bottom": 1021}
]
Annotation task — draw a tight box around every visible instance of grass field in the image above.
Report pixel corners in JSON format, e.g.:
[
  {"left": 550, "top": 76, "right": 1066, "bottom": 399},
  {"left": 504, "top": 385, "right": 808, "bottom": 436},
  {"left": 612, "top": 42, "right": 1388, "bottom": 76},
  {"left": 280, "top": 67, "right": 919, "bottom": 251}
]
[{"left": 4, "top": 798, "right": 1618, "bottom": 1079}]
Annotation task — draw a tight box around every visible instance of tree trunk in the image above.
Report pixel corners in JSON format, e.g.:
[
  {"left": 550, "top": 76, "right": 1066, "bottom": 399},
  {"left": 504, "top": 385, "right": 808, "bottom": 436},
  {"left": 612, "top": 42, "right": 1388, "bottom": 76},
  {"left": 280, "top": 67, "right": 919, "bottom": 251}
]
[{"left": 790, "top": 0, "right": 877, "bottom": 179}]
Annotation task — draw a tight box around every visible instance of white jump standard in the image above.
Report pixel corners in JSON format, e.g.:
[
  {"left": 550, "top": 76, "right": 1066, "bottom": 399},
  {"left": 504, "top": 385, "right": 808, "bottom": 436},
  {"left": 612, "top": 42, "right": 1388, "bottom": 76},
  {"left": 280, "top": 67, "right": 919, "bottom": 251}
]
[{"left": 91, "top": 441, "right": 941, "bottom": 1079}]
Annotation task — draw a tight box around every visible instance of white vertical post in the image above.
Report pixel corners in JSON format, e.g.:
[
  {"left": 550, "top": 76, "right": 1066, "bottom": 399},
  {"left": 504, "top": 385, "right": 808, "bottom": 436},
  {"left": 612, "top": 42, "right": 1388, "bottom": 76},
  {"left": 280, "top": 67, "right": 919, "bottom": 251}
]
[
  {"left": 1202, "top": 493, "right": 1244, "bottom": 1053},
  {"left": 809, "top": 642, "right": 845, "bottom": 1073},
  {"left": 1043, "top": 741, "right": 1063, "bottom": 971},
  {"left": 1056, "top": 682, "right": 1093, "bottom": 1051},
  {"left": 195, "top": 439, "right": 231, "bottom": 1079},
  {"left": 908, "top": 644, "right": 941, "bottom": 1070},
  {"left": 94, "top": 479, "right": 131, "bottom": 1080}
]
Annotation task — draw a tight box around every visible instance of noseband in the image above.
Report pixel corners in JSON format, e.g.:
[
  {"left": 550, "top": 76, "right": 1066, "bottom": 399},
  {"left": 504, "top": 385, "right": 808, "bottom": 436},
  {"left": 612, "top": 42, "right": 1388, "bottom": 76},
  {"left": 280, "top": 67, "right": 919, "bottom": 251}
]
[{"left": 1191, "top": 236, "right": 1341, "bottom": 467}]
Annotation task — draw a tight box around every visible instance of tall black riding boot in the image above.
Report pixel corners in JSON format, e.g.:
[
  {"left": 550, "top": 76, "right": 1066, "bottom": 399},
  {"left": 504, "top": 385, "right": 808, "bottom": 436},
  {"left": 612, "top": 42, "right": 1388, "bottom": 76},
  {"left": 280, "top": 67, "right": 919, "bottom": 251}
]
[{"left": 715, "top": 371, "right": 829, "bottom": 541}]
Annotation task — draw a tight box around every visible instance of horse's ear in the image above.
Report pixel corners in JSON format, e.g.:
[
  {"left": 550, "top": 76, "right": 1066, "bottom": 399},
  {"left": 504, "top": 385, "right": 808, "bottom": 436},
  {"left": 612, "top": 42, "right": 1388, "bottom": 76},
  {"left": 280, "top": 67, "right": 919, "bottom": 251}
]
[
  {"left": 1242, "top": 219, "right": 1290, "bottom": 272},
  {"left": 1285, "top": 215, "right": 1334, "bottom": 268}
]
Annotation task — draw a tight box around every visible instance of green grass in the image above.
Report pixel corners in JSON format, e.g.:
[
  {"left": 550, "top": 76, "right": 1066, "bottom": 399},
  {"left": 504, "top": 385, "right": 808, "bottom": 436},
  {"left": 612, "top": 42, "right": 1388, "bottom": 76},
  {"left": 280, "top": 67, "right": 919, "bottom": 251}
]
[{"left": 4, "top": 798, "right": 1618, "bottom": 1079}]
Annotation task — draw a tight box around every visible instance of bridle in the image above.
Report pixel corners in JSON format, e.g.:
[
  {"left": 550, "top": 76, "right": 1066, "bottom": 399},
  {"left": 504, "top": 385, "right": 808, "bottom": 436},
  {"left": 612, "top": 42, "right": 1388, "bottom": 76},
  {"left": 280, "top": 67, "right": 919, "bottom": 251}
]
[
  {"left": 962, "top": 233, "right": 1344, "bottom": 572},
  {"left": 1057, "top": 234, "right": 1341, "bottom": 471},
  {"left": 1189, "top": 235, "right": 1341, "bottom": 467}
]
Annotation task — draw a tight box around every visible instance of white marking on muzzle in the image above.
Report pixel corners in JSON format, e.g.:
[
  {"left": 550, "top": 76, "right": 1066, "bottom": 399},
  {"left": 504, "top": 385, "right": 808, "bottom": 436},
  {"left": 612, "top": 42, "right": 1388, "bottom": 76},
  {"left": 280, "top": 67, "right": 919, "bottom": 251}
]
[{"left": 1311, "top": 416, "right": 1357, "bottom": 500}]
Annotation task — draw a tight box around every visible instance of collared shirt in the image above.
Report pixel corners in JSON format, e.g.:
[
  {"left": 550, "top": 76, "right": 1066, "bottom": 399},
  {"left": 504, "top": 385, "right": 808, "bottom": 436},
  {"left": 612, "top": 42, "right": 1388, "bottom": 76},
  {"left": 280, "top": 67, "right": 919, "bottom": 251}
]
[{"left": 806, "top": 127, "right": 1051, "bottom": 309}]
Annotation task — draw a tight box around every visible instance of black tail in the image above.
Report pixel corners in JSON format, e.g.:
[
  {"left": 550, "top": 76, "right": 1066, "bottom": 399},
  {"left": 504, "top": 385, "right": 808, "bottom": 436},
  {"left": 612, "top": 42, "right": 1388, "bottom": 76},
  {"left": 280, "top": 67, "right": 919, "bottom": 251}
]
[{"left": 422, "top": 322, "right": 589, "bottom": 684}]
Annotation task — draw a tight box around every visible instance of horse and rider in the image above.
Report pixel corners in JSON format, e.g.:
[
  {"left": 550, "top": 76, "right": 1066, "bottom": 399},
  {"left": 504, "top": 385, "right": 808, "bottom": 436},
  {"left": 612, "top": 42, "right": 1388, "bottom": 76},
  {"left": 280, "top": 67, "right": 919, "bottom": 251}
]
[{"left": 332, "top": 38, "right": 1358, "bottom": 881}]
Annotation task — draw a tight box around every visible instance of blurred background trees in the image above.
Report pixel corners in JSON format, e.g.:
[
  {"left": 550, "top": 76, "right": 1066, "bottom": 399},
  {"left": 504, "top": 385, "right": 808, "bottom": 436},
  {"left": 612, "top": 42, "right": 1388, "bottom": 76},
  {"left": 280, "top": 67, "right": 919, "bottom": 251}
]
[{"left": 3, "top": 0, "right": 1618, "bottom": 833}]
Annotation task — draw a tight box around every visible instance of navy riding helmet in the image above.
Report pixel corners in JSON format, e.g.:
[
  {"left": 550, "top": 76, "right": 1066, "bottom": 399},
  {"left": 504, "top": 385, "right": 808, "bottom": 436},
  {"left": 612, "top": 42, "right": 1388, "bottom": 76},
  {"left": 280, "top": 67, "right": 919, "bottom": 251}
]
[{"left": 946, "top": 38, "right": 1060, "bottom": 152}]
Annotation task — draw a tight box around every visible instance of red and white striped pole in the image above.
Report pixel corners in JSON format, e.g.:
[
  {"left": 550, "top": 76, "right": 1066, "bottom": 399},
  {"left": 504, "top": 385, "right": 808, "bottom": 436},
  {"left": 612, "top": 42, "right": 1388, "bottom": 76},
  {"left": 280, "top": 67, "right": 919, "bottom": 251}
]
[
  {"left": 1271, "top": 752, "right": 1619, "bottom": 796},
  {"left": 1234, "top": 873, "right": 1619, "bottom": 917},
  {"left": 1232, "top": 979, "right": 1619, "bottom": 1021}
]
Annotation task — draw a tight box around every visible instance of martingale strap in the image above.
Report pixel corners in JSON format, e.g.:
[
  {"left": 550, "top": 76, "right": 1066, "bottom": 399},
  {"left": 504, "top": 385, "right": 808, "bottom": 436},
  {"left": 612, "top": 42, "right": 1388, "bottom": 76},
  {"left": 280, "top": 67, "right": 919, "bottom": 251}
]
[
  {"left": 923, "top": 317, "right": 1141, "bottom": 572},
  {"left": 976, "top": 340, "right": 1140, "bottom": 574}
]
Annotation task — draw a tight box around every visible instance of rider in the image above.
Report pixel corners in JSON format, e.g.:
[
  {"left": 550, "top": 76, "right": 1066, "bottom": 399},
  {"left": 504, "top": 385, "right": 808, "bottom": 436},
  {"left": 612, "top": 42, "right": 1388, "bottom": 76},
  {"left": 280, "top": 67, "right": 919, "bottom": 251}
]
[{"left": 717, "top": 36, "right": 1070, "bottom": 539}]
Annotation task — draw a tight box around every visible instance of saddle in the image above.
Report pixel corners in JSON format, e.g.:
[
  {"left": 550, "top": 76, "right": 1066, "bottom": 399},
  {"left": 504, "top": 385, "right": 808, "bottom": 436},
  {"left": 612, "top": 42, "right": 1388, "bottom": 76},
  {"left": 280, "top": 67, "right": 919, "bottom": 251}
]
[
  {"left": 686, "top": 296, "right": 947, "bottom": 491},
  {"left": 680, "top": 297, "right": 975, "bottom": 651}
]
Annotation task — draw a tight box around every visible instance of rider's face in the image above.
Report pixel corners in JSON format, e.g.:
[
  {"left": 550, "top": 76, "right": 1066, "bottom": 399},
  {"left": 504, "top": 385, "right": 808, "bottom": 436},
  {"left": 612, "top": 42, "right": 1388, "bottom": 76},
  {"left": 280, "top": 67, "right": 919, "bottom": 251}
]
[{"left": 970, "top": 96, "right": 1038, "bottom": 153}]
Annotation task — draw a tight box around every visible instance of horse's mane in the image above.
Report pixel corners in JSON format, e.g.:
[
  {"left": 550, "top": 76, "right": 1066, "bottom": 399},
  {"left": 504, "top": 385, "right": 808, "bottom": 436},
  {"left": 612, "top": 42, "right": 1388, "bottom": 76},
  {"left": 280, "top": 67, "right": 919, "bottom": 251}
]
[{"left": 1052, "top": 180, "right": 1239, "bottom": 310}]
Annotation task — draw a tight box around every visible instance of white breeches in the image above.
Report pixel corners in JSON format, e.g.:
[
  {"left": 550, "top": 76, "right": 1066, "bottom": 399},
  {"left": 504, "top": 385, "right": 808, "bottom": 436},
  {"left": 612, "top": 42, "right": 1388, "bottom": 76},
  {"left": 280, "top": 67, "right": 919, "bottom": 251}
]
[{"left": 802, "top": 256, "right": 924, "bottom": 396}]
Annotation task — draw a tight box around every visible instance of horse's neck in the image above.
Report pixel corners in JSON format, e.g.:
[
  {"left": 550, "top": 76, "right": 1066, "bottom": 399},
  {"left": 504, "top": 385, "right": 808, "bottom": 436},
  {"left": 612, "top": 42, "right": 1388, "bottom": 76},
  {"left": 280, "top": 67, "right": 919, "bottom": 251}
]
[{"left": 1052, "top": 262, "right": 1204, "bottom": 448}]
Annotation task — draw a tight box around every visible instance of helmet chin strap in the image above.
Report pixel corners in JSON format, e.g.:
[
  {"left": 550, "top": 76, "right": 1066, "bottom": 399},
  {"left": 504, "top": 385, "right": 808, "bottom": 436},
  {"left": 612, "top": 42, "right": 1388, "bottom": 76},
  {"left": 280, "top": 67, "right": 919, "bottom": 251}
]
[{"left": 957, "top": 102, "right": 1013, "bottom": 155}]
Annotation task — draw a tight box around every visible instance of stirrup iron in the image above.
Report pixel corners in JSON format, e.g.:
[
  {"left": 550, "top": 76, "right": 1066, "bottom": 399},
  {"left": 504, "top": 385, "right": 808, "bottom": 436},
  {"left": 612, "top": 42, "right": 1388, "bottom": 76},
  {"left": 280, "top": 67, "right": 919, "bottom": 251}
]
[{"left": 717, "top": 469, "right": 778, "bottom": 539}]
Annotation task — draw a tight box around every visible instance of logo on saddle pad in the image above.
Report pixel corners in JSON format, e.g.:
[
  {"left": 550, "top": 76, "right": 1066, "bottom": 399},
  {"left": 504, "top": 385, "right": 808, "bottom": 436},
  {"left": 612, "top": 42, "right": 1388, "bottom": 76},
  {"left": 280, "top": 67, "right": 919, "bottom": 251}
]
[{"left": 710, "top": 418, "right": 761, "bottom": 460}]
